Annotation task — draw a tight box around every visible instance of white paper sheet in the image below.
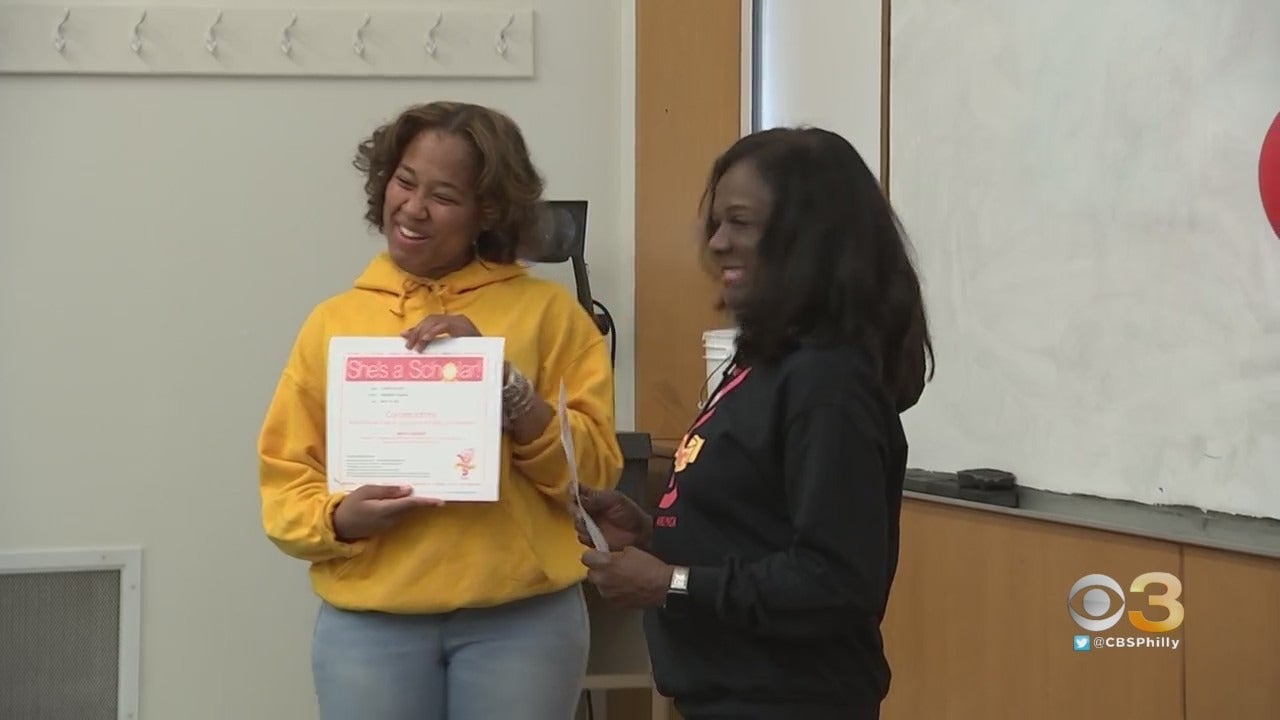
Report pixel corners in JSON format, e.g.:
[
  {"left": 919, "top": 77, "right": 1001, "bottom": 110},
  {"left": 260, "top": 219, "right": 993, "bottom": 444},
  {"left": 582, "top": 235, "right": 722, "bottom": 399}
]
[
  {"left": 559, "top": 380, "right": 610, "bottom": 552},
  {"left": 326, "top": 336, "right": 505, "bottom": 502}
]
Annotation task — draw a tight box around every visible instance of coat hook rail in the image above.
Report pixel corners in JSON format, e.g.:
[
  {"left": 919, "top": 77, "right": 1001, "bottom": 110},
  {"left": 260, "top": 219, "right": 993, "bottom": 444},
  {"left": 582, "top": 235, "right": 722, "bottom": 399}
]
[{"left": 0, "top": 6, "right": 535, "bottom": 78}]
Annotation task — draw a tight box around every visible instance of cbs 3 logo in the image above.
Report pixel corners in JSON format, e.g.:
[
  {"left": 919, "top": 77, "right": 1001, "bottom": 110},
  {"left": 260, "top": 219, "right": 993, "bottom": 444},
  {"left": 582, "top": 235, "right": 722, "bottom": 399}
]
[{"left": 1067, "top": 572, "right": 1184, "bottom": 633}]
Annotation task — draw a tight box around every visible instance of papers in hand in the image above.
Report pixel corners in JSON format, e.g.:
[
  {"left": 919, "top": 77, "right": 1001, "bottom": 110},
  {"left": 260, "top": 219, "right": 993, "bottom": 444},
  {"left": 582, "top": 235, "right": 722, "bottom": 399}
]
[{"left": 559, "top": 380, "right": 609, "bottom": 552}]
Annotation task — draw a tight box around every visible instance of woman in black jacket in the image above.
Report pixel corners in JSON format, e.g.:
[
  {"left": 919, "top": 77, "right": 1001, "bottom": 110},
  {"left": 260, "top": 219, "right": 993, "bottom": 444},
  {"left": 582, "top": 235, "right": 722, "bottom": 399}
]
[{"left": 579, "top": 126, "right": 933, "bottom": 720}]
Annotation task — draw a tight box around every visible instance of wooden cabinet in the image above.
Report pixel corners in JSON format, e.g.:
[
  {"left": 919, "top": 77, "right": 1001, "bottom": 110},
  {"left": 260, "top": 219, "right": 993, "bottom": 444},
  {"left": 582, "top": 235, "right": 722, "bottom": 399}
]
[
  {"left": 879, "top": 498, "right": 1280, "bottom": 720},
  {"left": 1183, "top": 547, "right": 1280, "bottom": 718}
]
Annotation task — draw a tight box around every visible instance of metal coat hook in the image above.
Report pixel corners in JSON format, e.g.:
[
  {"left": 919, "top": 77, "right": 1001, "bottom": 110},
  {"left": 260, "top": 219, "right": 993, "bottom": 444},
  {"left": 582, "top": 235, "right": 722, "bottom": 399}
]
[
  {"left": 52, "top": 8, "right": 70, "bottom": 54},
  {"left": 495, "top": 13, "right": 514, "bottom": 56},
  {"left": 280, "top": 13, "right": 297, "bottom": 56},
  {"left": 129, "top": 9, "right": 147, "bottom": 54},
  {"left": 424, "top": 12, "right": 442, "bottom": 56},
  {"left": 353, "top": 14, "right": 370, "bottom": 57},
  {"left": 204, "top": 11, "right": 223, "bottom": 56}
]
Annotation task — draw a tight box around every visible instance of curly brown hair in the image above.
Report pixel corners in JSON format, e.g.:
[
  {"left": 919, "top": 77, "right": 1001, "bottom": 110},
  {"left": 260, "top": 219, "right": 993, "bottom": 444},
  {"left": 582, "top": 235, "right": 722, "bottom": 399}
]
[{"left": 353, "top": 101, "right": 546, "bottom": 263}]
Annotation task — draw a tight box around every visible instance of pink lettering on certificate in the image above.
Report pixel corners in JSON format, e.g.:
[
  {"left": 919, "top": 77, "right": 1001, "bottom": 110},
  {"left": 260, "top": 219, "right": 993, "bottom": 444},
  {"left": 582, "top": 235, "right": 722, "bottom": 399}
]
[{"left": 344, "top": 356, "right": 486, "bottom": 382}]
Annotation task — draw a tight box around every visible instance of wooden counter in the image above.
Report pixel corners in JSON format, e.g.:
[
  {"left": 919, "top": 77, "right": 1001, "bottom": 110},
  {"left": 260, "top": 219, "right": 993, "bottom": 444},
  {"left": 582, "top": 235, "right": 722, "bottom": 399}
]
[{"left": 880, "top": 494, "right": 1280, "bottom": 719}]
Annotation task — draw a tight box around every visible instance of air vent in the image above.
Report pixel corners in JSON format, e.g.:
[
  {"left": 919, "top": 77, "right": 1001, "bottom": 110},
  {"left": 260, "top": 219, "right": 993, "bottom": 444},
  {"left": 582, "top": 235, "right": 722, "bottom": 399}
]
[{"left": 0, "top": 548, "right": 142, "bottom": 720}]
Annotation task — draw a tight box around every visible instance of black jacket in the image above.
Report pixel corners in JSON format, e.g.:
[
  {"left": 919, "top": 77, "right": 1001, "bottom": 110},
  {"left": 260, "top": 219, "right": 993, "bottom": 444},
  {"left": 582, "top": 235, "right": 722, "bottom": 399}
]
[{"left": 644, "top": 344, "right": 907, "bottom": 719}]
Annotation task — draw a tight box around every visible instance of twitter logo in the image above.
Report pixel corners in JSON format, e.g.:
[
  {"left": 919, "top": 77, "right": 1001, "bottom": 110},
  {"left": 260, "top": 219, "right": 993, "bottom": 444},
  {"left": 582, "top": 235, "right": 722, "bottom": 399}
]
[{"left": 1073, "top": 635, "right": 1091, "bottom": 652}]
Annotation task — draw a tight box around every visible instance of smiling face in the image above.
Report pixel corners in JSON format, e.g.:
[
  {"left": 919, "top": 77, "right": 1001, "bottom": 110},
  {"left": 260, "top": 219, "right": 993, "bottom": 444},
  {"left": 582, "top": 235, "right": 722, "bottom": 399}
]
[
  {"left": 383, "top": 130, "right": 485, "bottom": 279},
  {"left": 707, "top": 158, "right": 774, "bottom": 312}
]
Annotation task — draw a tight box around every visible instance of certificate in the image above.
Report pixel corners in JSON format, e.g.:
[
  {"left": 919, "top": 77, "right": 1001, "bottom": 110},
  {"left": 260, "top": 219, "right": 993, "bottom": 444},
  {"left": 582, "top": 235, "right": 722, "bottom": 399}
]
[{"left": 326, "top": 336, "right": 505, "bottom": 502}]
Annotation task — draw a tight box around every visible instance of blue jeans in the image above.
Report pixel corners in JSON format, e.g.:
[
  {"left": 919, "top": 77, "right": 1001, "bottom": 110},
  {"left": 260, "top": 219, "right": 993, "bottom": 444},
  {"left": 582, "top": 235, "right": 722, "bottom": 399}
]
[{"left": 312, "top": 584, "right": 590, "bottom": 720}]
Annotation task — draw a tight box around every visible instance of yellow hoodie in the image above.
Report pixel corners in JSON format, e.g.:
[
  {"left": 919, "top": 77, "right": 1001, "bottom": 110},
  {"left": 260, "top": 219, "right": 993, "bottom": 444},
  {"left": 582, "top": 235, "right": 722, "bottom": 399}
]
[{"left": 258, "top": 252, "right": 623, "bottom": 614}]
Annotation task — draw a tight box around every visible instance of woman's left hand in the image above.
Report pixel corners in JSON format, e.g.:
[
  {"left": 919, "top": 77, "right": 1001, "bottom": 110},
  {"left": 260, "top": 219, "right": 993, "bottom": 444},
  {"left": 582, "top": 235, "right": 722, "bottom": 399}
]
[
  {"left": 582, "top": 547, "right": 674, "bottom": 609},
  {"left": 402, "top": 314, "right": 481, "bottom": 351},
  {"left": 404, "top": 313, "right": 547, "bottom": 441}
]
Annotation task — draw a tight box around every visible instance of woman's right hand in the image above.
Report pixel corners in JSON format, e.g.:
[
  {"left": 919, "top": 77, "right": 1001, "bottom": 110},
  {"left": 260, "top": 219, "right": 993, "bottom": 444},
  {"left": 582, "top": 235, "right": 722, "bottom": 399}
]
[
  {"left": 576, "top": 486, "right": 652, "bottom": 551},
  {"left": 333, "top": 485, "right": 443, "bottom": 542}
]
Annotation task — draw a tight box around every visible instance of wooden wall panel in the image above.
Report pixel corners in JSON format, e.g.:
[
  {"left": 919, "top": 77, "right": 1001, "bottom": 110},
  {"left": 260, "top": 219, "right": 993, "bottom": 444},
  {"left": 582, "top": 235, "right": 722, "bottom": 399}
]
[
  {"left": 635, "top": 0, "right": 741, "bottom": 443},
  {"left": 632, "top": 2, "right": 741, "bottom": 717},
  {"left": 1183, "top": 547, "right": 1280, "bottom": 719},
  {"left": 881, "top": 499, "right": 1185, "bottom": 719}
]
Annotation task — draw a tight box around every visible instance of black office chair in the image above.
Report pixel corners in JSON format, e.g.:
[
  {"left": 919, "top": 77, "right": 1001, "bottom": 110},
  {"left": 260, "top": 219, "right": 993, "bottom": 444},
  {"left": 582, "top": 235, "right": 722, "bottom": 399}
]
[{"left": 533, "top": 200, "right": 652, "bottom": 506}]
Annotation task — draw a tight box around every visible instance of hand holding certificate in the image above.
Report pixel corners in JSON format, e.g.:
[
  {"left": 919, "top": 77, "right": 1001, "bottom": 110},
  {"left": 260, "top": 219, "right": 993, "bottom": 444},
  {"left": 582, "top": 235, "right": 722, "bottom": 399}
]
[
  {"left": 331, "top": 484, "right": 443, "bottom": 541},
  {"left": 327, "top": 336, "right": 505, "bottom": 502}
]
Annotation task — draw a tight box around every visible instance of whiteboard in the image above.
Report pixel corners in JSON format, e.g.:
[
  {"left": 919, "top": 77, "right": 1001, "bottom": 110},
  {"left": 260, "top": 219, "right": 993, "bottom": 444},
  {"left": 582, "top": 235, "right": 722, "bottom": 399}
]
[{"left": 890, "top": 0, "right": 1280, "bottom": 519}]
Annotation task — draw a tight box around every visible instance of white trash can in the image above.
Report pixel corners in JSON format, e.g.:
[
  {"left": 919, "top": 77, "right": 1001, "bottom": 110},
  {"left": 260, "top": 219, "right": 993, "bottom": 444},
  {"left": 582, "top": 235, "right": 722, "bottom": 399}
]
[{"left": 701, "top": 328, "right": 738, "bottom": 401}]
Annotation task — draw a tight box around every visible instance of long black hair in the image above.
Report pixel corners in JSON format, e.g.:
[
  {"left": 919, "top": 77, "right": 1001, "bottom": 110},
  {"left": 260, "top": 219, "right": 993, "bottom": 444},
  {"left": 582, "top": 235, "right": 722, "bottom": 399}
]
[{"left": 701, "top": 127, "right": 934, "bottom": 411}]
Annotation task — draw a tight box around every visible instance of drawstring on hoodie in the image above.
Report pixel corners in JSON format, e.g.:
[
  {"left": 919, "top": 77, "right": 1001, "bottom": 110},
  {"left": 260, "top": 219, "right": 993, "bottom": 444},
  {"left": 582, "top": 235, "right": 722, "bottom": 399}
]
[
  {"left": 354, "top": 253, "right": 525, "bottom": 320},
  {"left": 392, "top": 278, "right": 451, "bottom": 318},
  {"left": 393, "top": 279, "right": 422, "bottom": 318}
]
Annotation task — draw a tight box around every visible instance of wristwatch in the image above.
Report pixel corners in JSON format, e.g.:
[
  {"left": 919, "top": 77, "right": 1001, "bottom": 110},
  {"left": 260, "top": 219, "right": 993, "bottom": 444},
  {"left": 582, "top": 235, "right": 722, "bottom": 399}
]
[{"left": 664, "top": 566, "right": 690, "bottom": 614}]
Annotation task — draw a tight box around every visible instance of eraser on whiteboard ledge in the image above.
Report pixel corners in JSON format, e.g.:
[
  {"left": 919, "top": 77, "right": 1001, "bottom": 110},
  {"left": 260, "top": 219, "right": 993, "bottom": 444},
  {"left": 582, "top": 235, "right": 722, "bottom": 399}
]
[
  {"left": 904, "top": 469, "right": 1019, "bottom": 508},
  {"left": 956, "top": 468, "right": 1018, "bottom": 490}
]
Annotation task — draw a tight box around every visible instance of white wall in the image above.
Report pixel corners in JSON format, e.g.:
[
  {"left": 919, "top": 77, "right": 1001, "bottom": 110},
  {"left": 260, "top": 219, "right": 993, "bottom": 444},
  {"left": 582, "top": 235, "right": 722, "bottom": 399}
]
[
  {"left": 756, "top": 0, "right": 882, "bottom": 177},
  {"left": 0, "top": 0, "right": 634, "bottom": 717}
]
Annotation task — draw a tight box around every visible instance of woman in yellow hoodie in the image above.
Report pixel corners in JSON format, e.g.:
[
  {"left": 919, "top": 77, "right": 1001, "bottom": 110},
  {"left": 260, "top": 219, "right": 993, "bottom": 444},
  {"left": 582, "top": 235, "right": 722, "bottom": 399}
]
[{"left": 258, "top": 101, "right": 623, "bottom": 720}]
